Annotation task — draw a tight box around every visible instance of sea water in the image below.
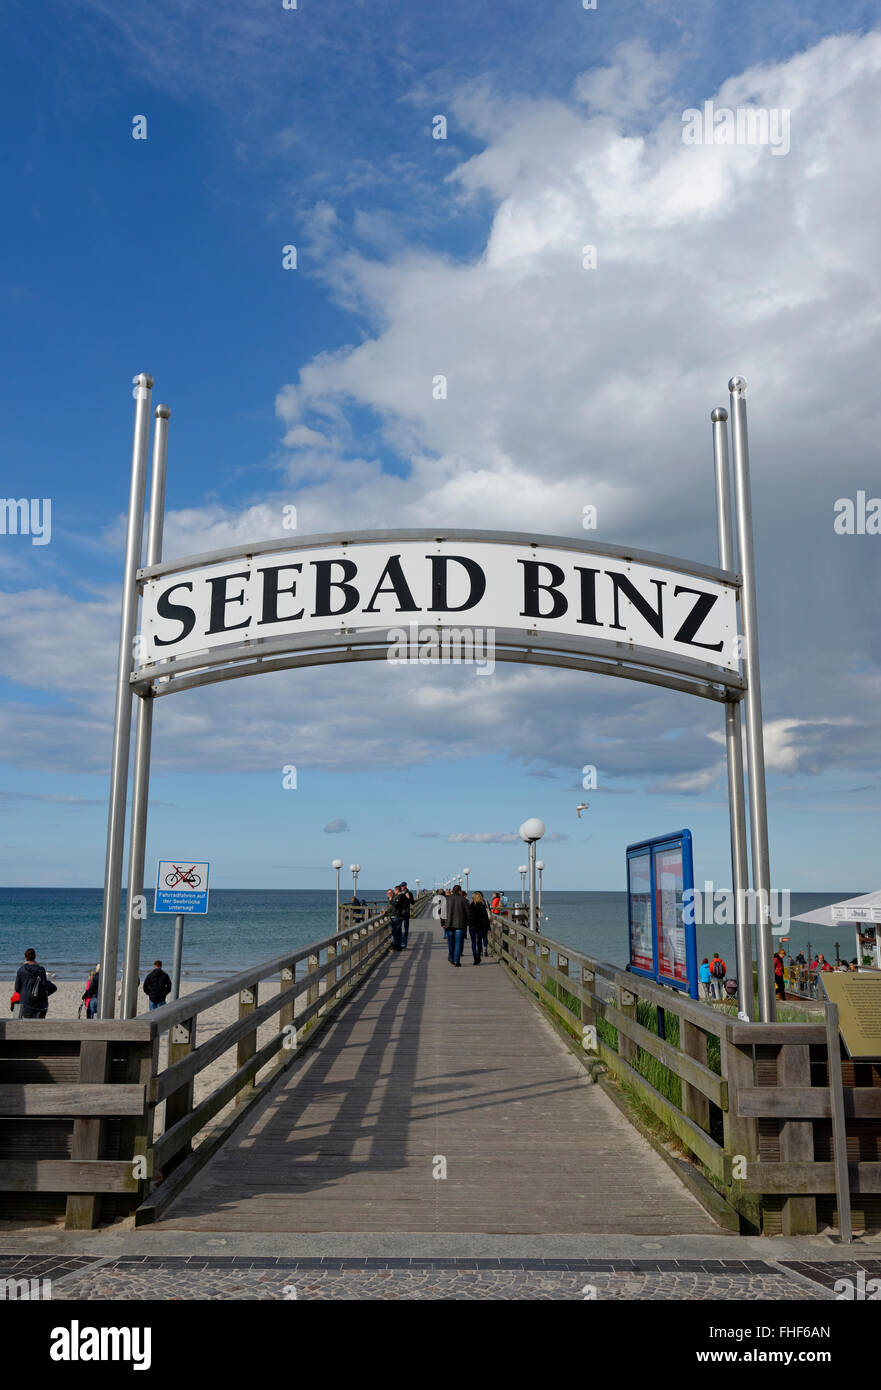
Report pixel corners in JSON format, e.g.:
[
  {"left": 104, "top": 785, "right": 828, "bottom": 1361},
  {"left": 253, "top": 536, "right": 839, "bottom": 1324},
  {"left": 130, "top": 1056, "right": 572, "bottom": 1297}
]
[{"left": 0, "top": 887, "right": 860, "bottom": 981}]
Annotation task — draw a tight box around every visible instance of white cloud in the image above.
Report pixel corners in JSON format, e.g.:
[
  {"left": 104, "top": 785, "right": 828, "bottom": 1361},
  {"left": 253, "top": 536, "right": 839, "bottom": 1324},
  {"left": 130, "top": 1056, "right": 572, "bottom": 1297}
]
[{"left": 574, "top": 39, "right": 678, "bottom": 117}]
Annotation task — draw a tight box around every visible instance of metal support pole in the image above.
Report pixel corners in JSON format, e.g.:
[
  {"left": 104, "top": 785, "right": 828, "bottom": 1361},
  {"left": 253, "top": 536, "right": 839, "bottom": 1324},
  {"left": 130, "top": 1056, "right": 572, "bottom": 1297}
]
[
  {"left": 121, "top": 405, "right": 170, "bottom": 1018},
  {"left": 170, "top": 914, "right": 185, "bottom": 1002},
  {"left": 335, "top": 866, "right": 341, "bottom": 931},
  {"left": 712, "top": 406, "right": 753, "bottom": 1021},
  {"left": 729, "top": 376, "right": 775, "bottom": 1022},
  {"left": 98, "top": 373, "right": 153, "bottom": 1018},
  {"left": 528, "top": 841, "right": 537, "bottom": 935}
]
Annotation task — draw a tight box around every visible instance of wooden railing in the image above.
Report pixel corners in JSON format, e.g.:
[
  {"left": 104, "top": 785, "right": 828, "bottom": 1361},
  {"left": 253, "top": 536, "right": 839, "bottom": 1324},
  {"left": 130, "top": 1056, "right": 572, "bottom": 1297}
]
[
  {"left": 0, "top": 904, "right": 395, "bottom": 1229},
  {"left": 338, "top": 892, "right": 431, "bottom": 933},
  {"left": 491, "top": 914, "right": 881, "bottom": 1236}
]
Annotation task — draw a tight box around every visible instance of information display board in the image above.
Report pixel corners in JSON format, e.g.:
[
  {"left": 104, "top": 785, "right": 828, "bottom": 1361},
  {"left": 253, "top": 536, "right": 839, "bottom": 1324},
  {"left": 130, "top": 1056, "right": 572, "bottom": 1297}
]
[
  {"left": 626, "top": 830, "right": 697, "bottom": 998},
  {"left": 821, "top": 973, "right": 881, "bottom": 1061}
]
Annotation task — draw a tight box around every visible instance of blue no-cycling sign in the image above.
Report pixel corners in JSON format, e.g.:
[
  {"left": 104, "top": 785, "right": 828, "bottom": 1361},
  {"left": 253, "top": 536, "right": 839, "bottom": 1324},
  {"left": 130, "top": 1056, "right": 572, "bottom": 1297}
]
[{"left": 155, "top": 860, "right": 210, "bottom": 914}]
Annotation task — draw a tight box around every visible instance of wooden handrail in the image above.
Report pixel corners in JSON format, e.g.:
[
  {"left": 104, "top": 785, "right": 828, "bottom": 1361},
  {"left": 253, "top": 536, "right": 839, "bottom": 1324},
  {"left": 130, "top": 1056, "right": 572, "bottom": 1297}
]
[
  {"left": 148, "top": 910, "right": 393, "bottom": 1174},
  {"left": 151, "top": 906, "right": 390, "bottom": 1034}
]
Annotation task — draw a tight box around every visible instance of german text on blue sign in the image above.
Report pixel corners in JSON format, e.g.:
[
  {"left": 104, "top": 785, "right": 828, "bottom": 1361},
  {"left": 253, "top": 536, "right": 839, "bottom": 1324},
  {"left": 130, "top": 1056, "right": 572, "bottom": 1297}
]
[
  {"left": 626, "top": 830, "right": 697, "bottom": 999},
  {"left": 155, "top": 860, "right": 210, "bottom": 914}
]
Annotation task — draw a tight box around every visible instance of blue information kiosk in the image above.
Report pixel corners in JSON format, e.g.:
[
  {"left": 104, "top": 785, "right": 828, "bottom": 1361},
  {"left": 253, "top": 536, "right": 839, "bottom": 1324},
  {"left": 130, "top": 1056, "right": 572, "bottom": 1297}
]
[{"left": 626, "top": 830, "right": 698, "bottom": 1001}]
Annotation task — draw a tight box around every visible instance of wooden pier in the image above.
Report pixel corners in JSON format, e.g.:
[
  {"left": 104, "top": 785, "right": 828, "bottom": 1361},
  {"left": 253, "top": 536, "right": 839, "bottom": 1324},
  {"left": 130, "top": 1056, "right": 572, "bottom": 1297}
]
[
  {"left": 1, "top": 898, "right": 879, "bottom": 1236},
  {"left": 154, "top": 911, "right": 715, "bottom": 1234}
]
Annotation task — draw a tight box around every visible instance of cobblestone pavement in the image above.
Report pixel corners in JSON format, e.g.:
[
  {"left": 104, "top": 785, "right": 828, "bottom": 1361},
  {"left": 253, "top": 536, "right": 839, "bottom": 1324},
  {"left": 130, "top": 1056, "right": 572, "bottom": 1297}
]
[{"left": 0, "top": 1254, "right": 846, "bottom": 1300}]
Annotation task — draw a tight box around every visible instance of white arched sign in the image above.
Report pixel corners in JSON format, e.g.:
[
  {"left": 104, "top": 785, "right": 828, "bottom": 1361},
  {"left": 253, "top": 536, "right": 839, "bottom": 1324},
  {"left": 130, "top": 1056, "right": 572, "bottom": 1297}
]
[
  {"left": 134, "top": 531, "right": 743, "bottom": 704},
  {"left": 97, "top": 372, "right": 778, "bottom": 1026}
]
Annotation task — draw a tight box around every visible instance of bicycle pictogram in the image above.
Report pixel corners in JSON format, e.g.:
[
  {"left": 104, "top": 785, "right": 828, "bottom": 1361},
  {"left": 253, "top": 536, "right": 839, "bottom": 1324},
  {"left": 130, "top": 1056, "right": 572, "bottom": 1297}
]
[{"left": 164, "top": 865, "right": 202, "bottom": 888}]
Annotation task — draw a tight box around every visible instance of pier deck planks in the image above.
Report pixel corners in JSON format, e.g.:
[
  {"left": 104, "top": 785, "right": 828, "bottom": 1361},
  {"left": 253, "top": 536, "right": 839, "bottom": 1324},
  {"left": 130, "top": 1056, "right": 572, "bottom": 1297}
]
[{"left": 158, "top": 920, "right": 719, "bottom": 1234}]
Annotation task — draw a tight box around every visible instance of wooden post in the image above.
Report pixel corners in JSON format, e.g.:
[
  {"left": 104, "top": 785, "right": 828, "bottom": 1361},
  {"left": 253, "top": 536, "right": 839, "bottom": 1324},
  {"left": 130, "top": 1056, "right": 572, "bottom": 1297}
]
[
  {"left": 321, "top": 942, "right": 336, "bottom": 1016},
  {"left": 120, "top": 1038, "right": 157, "bottom": 1206},
  {"left": 720, "top": 1033, "right": 761, "bottom": 1232},
  {"left": 65, "top": 1039, "right": 110, "bottom": 1230},
  {"left": 306, "top": 953, "right": 319, "bottom": 1011},
  {"left": 338, "top": 935, "right": 350, "bottom": 995},
  {"left": 526, "top": 932, "right": 537, "bottom": 981},
  {"left": 776, "top": 1041, "right": 818, "bottom": 1235},
  {"left": 680, "top": 1020, "right": 711, "bottom": 1134},
  {"left": 824, "top": 1002, "right": 853, "bottom": 1243},
  {"left": 235, "top": 986, "right": 257, "bottom": 1103},
  {"left": 539, "top": 941, "right": 551, "bottom": 985},
  {"left": 617, "top": 986, "right": 638, "bottom": 1068},
  {"left": 581, "top": 966, "right": 597, "bottom": 1052},
  {"left": 164, "top": 1016, "right": 196, "bottom": 1162},
  {"left": 279, "top": 965, "right": 295, "bottom": 1039},
  {"left": 557, "top": 954, "right": 573, "bottom": 1024}
]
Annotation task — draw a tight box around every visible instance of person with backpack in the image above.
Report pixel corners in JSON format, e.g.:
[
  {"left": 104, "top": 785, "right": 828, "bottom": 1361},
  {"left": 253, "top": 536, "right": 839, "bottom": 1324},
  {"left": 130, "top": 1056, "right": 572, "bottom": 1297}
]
[
  {"left": 13, "top": 948, "right": 57, "bottom": 1019},
  {"left": 710, "top": 952, "right": 726, "bottom": 1000},
  {"left": 142, "top": 960, "right": 172, "bottom": 1010}
]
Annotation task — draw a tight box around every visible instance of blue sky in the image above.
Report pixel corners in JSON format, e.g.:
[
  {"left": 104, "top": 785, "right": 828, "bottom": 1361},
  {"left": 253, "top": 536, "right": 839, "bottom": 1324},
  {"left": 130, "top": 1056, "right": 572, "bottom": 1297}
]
[{"left": 1, "top": 0, "right": 880, "bottom": 891}]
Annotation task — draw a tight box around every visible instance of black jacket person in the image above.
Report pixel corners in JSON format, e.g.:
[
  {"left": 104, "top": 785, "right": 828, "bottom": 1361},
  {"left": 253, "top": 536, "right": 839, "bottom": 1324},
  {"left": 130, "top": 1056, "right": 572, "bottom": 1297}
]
[
  {"left": 14, "top": 950, "right": 57, "bottom": 1019},
  {"left": 142, "top": 962, "right": 172, "bottom": 1010}
]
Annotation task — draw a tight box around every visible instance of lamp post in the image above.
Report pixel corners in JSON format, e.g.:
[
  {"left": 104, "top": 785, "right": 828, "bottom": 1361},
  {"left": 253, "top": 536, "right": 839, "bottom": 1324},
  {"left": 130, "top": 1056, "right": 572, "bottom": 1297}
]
[
  {"left": 350, "top": 863, "right": 361, "bottom": 899},
  {"left": 415, "top": 878, "right": 420, "bottom": 897},
  {"left": 463, "top": 867, "right": 471, "bottom": 894},
  {"left": 518, "top": 864, "right": 528, "bottom": 904},
  {"left": 332, "top": 859, "right": 342, "bottom": 930},
  {"left": 536, "top": 860, "right": 545, "bottom": 925},
  {"left": 519, "top": 819, "right": 545, "bottom": 935}
]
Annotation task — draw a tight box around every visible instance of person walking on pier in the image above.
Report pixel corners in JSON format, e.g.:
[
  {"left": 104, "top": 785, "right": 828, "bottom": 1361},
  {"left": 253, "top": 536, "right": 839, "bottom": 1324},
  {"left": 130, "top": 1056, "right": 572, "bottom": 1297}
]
[
  {"left": 14, "top": 948, "right": 57, "bottom": 1019},
  {"left": 398, "top": 881, "right": 414, "bottom": 949},
  {"left": 446, "top": 885, "right": 468, "bottom": 966},
  {"left": 389, "top": 884, "right": 407, "bottom": 951},
  {"left": 467, "top": 891, "right": 490, "bottom": 965}
]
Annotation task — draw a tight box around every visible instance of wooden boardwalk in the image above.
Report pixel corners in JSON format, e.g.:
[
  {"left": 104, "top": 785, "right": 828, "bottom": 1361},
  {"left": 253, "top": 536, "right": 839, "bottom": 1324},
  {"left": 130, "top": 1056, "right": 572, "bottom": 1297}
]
[{"left": 158, "top": 914, "right": 720, "bottom": 1234}]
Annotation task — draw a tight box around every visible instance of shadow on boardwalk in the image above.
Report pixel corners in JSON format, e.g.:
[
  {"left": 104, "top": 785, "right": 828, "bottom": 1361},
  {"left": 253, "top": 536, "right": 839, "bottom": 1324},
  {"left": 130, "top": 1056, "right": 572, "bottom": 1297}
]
[{"left": 158, "top": 923, "right": 721, "bottom": 1234}]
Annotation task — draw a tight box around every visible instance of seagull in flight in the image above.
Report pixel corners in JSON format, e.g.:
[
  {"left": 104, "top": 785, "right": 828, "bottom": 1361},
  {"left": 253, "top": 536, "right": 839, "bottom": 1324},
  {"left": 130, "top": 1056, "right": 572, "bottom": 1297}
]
[{"left": 576, "top": 802, "right": 589, "bottom": 818}]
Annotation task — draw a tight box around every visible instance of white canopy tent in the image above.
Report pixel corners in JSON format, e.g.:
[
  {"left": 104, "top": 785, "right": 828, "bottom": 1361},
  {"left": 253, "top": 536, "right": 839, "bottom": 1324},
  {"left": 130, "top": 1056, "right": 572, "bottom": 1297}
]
[{"left": 792, "top": 890, "right": 881, "bottom": 968}]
